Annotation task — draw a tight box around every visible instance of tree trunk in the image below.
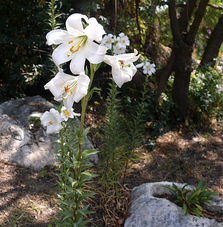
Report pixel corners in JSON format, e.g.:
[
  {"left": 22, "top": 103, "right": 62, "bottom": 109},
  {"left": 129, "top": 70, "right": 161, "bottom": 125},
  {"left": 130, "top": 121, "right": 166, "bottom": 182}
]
[
  {"left": 172, "top": 45, "right": 193, "bottom": 119},
  {"left": 169, "top": 0, "right": 209, "bottom": 120},
  {"left": 200, "top": 14, "right": 223, "bottom": 67},
  {"left": 156, "top": 0, "right": 197, "bottom": 101}
]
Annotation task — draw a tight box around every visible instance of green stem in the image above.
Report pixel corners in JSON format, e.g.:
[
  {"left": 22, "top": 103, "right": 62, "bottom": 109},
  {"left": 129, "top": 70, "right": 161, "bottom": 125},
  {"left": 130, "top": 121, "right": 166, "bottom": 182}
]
[
  {"left": 78, "top": 65, "right": 96, "bottom": 151},
  {"left": 74, "top": 63, "right": 96, "bottom": 222},
  {"left": 59, "top": 125, "right": 66, "bottom": 191},
  {"left": 78, "top": 96, "right": 88, "bottom": 158}
]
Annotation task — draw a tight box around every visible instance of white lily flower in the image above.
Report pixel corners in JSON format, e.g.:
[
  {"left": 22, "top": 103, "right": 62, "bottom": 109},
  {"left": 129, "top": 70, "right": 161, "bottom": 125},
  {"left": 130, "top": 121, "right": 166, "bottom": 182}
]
[
  {"left": 117, "top": 32, "right": 130, "bottom": 47},
  {"left": 61, "top": 106, "right": 80, "bottom": 121},
  {"left": 113, "top": 42, "right": 126, "bottom": 55},
  {"left": 46, "top": 13, "right": 108, "bottom": 74},
  {"left": 104, "top": 49, "right": 140, "bottom": 88},
  {"left": 44, "top": 69, "right": 90, "bottom": 110},
  {"left": 101, "top": 34, "right": 114, "bottom": 49},
  {"left": 143, "top": 62, "right": 156, "bottom": 75},
  {"left": 40, "top": 108, "right": 63, "bottom": 134}
]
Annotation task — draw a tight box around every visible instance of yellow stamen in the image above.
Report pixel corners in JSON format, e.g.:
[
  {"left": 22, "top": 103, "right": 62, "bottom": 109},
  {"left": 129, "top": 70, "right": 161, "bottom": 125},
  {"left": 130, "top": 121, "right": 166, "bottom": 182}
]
[
  {"left": 63, "top": 80, "right": 78, "bottom": 100},
  {"left": 63, "top": 110, "right": 71, "bottom": 117},
  {"left": 70, "top": 45, "right": 80, "bottom": 54},
  {"left": 49, "top": 121, "right": 53, "bottom": 125},
  {"left": 67, "top": 36, "right": 88, "bottom": 58}
]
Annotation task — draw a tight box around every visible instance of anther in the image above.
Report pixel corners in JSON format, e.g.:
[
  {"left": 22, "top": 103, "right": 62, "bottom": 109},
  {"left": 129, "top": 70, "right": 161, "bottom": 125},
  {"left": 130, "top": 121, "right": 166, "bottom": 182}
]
[
  {"left": 70, "top": 45, "right": 80, "bottom": 53},
  {"left": 63, "top": 110, "right": 71, "bottom": 117},
  {"left": 64, "top": 85, "right": 69, "bottom": 93}
]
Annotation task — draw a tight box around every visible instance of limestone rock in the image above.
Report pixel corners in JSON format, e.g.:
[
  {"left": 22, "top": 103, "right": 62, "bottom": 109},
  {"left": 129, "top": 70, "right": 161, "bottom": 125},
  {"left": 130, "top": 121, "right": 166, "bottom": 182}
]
[
  {"left": 0, "top": 95, "right": 97, "bottom": 170},
  {"left": 124, "top": 181, "right": 223, "bottom": 227}
]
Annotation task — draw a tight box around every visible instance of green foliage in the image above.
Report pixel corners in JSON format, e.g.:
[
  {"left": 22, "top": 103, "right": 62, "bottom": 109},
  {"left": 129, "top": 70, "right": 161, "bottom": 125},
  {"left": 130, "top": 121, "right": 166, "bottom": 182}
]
[
  {"left": 46, "top": 0, "right": 63, "bottom": 31},
  {"left": 99, "top": 77, "right": 151, "bottom": 223},
  {"left": 149, "top": 90, "right": 175, "bottom": 139},
  {"left": 0, "top": 0, "right": 52, "bottom": 101},
  {"left": 163, "top": 180, "right": 218, "bottom": 217},
  {"left": 100, "top": 76, "right": 153, "bottom": 189},
  {"left": 122, "top": 75, "right": 175, "bottom": 147},
  {"left": 100, "top": 80, "right": 125, "bottom": 192},
  {"left": 121, "top": 77, "right": 152, "bottom": 174},
  {"left": 189, "top": 65, "right": 223, "bottom": 124},
  {"left": 55, "top": 120, "right": 98, "bottom": 226},
  {"left": 195, "top": 1, "right": 222, "bottom": 58}
]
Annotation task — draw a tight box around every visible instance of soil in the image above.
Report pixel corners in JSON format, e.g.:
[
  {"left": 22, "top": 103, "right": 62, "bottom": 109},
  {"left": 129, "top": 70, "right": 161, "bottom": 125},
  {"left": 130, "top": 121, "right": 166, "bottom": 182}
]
[{"left": 0, "top": 108, "right": 223, "bottom": 226}]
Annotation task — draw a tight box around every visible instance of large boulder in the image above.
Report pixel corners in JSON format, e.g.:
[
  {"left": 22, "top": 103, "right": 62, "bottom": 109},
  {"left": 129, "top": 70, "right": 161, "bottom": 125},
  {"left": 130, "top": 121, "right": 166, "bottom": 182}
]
[
  {"left": 0, "top": 95, "right": 97, "bottom": 170},
  {"left": 124, "top": 181, "right": 223, "bottom": 227}
]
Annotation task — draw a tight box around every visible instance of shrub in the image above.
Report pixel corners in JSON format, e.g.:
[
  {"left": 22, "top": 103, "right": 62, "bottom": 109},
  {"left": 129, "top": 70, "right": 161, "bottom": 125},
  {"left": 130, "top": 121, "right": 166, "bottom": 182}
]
[{"left": 189, "top": 66, "right": 223, "bottom": 125}]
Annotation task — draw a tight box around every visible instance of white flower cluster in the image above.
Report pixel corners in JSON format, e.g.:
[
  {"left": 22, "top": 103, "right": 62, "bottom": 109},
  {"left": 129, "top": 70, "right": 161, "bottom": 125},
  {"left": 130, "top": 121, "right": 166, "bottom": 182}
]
[
  {"left": 101, "top": 32, "right": 130, "bottom": 54},
  {"left": 40, "top": 13, "right": 140, "bottom": 134},
  {"left": 136, "top": 60, "right": 156, "bottom": 76}
]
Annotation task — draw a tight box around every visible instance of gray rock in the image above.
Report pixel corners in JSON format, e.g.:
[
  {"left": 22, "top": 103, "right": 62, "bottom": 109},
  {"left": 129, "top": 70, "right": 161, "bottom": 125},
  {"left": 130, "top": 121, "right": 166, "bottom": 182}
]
[
  {"left": 0, "top": 95, "right": 97, "bottom": 170},
  {"left": 124, "top": 181, "right": 223, "bottom": 227}
]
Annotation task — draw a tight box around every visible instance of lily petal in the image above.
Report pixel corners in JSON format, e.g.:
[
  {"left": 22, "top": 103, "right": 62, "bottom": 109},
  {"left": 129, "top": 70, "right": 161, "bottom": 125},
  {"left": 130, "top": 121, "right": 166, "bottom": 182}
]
[
  {"left": 52, "top": 43, "right": 74, "bottom": 66},
  {"left": 47, "top": 123, "right": 63, "bottom": 134},
  {"left": 87, "top": 41, "right": 108, "bottom": 64},
  {"left": 84, "top": 18, "right": 106, "bottom": 40},
  {"left": 46, "top": 30, "right": 72, "bottom": 45},
  {"left": 69, "top": 49, "right": 86, "bottom": 74},
  {"left": 74, "top": 74, "right": 90, "bottom": 102},
  {"left": 66, "top": 13, "right": 88, "bottom": 35},
  {"left": 44, "top": 70, "right": 67, "bottom": 99}
]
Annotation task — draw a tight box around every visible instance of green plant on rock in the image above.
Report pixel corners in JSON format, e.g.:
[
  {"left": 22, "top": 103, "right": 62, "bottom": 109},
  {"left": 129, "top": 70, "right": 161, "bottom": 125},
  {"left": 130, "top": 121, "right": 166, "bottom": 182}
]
[{"left": 163, "top": 180, "right": 218, "bottom": 217}]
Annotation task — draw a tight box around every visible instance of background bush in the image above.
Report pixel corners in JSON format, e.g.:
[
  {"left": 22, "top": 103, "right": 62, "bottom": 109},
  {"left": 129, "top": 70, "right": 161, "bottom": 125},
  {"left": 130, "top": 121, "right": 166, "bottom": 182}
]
[{"left": 0, "top": 0, "right": 50, "bottom": 101}]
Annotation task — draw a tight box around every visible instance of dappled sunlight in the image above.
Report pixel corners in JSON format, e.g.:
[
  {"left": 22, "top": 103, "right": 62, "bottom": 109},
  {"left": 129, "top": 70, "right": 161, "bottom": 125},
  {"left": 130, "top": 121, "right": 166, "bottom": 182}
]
[
  {"left": 128, "top": 130, "right": 223, "bottom": 200},
  {"left": 0, "top": 162, "right": 58, "bottom": 226}
]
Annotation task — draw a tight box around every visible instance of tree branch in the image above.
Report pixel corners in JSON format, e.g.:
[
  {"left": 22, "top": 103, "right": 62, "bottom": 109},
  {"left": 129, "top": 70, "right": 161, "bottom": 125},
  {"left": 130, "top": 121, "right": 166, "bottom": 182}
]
[
  {"left": 179, "top": 0, "right": 197, "bottom": 32},
  {"left": 188, "top": 0, "right": 210, "bottom": 43},
  {"left": 200, "top": 13, "right": 223, "bottom": 67},
  {"left": 156, "top": 49, "right": 176, "bottom": 100},
  {"left": 169, "top": 0, "right": 181, "bottom": 43},
  {"left": 169, "top": 0, "right": 188, "bottom": 48},
  {"left": 176, "top": 2, "right": 223, "bottom": 10},
  {"left": 207, "top": 3, "right": 223, "bottom": 10}
]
